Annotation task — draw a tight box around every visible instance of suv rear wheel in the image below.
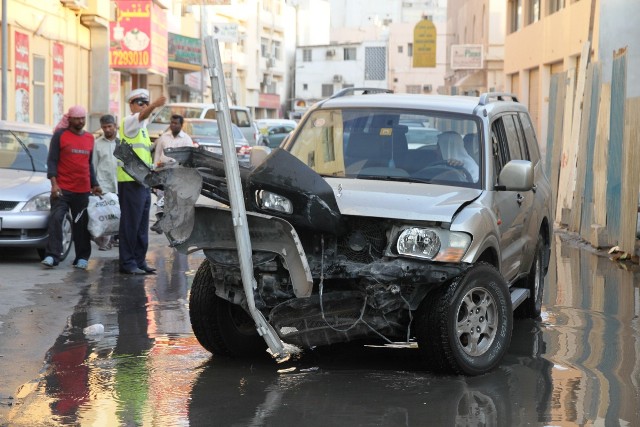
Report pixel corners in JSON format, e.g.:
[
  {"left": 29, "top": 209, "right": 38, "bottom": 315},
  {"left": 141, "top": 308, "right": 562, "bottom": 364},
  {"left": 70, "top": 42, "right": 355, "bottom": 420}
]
[{"left": 415, "top": 263, "right": 513, "bottom": 375}]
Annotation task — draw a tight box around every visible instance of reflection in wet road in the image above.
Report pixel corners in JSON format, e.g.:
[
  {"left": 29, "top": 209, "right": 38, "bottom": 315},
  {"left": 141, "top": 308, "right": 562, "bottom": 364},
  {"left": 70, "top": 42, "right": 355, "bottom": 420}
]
[{"left": 6, "top": 235, "right": 640, "bottom": 426}]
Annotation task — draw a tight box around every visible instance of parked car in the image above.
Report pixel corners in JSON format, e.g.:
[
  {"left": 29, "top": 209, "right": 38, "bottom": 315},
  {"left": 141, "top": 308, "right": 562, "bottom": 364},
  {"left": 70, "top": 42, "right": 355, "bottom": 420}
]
[
  {"left": 178, "top": 118, "right": 252, "bottom": 163},
  {"left": 148, "top": 103, "right": 258, "bottom": 145},
  {"left": 255, "top": 119, "right": 297, "bottom": 148},
  {"left": 0, "top": 121, "right": 72, "bottom": 261},
  {"left": 117, "top": 89, "right": 553, "bottom": 376}
]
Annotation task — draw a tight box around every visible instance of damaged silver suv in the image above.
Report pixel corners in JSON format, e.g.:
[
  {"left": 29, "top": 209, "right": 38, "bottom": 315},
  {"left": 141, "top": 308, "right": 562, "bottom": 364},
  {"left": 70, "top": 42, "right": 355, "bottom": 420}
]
[{"left": 117, "top": 89, "right": 552, "bottom": 375}]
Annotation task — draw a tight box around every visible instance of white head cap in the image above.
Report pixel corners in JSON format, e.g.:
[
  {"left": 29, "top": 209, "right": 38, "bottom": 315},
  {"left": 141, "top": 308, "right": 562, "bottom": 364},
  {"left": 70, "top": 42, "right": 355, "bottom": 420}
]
[{"left": 128, "top": 88, "right": 149, "bottom": 102}]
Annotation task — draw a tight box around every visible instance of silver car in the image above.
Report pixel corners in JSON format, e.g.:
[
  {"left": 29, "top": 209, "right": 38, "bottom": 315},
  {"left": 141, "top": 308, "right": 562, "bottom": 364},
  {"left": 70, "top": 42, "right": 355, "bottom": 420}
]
[
  {"left": 116, "top": 89, "right": 553, "bottom": 376},
  {"left": 0, "top": 121, "right": 72, "bottom": 260}
]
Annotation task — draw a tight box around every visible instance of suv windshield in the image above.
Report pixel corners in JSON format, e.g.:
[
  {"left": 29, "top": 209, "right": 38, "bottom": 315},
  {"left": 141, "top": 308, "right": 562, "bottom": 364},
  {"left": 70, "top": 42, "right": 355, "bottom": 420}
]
[{"left": 289, "top": 108, "right": 482, "bottom": 188}]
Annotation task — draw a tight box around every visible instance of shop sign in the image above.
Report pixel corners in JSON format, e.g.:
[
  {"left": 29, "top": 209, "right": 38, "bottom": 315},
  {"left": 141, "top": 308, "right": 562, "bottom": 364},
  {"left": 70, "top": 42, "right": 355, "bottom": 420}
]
[
  {"left": 259, "top": 93, "right": 280, "bottom": 109},
  {"left": 109, "top": 71, "right": 121, "bottom": 119},
  {"left": 168, "top": 33, "right": 201, "bottom": 71},
  {"left": 186, "top": 0, "right": 231, "bottom": 4},
  {"left": 14, "top": 31, "right": 29, "bottom": 123},
  {"left": 450, "top": 44, "right": 483, "bottom": 70},
  {"left": 413, "top": 19, "right": 436, "bottom": 68},
  {"left": 52, "top": 42, "right": 64, "bottom": 125},
  {"left": 209, "top": 22, "right": 238, "bottom": 43},
  {"left": 110, "top": 1, "right": 168, "bottom": 75}
]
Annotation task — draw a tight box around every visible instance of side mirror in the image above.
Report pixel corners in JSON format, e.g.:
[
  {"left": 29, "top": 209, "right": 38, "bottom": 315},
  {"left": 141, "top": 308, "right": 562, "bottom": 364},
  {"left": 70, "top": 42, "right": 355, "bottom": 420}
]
[
  {"left": 497, "top": 159, "right": 533, "bottom": 191},
  {"left": 250, "top": 145, "right": 272, "bottom": 167}
]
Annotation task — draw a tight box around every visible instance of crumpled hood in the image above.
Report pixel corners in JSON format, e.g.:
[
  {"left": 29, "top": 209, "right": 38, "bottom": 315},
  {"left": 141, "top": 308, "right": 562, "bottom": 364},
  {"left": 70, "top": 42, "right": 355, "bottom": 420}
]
[{"left": 327, "top": 177, "right": 482, "bottom": 223}]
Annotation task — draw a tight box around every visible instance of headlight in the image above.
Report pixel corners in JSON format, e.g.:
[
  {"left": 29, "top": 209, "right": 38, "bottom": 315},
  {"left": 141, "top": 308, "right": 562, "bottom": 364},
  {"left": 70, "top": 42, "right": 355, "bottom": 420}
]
[
  {"left": 396, "top": 227, "right": 470, "bottom": 262},
  {"left": 22, "top": 192, "right": 51, "bottom": 212},
  {"left": 256, "top": 190, "right": 293, "bottom": 214}
]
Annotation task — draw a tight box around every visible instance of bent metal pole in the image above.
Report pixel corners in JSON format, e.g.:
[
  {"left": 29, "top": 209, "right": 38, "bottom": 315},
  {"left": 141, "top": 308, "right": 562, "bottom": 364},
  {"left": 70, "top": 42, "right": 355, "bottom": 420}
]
[{"left": 203, "top": 36, "right": 289, "bottom": 362}]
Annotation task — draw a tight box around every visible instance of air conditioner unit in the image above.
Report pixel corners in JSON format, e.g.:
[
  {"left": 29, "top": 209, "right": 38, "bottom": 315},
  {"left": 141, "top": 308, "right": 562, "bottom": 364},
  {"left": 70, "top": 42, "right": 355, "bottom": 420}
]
[
  {"left": 266, "top": 57, "right": 275, "bottom": 68},
  {"left": 326, "top": 49, "right": 335, "bottom": 57},
  {"left": 60, "top": 0, "right": 88, "bottom": 10},
  {"left": 422, "top": 84, "right": 433, "bottom": 93},
  {"left": 333, "top": 74, "right": 343, "bottom": 83}
]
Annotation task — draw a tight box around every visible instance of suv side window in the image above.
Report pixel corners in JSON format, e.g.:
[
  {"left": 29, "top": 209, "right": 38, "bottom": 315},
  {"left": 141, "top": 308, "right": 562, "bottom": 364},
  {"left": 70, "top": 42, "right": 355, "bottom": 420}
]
[
  {"left": 518, "top": 112, "right": 540, "bottom": 164},
  {"left": 204, "top": 109, "right": 217, "bottom": 120},
  {"left": 490, "top": 113, "right": 532, "bottom": 179},
  {"left": 503, "top": 115, "right": 525, "bottom": 161}
]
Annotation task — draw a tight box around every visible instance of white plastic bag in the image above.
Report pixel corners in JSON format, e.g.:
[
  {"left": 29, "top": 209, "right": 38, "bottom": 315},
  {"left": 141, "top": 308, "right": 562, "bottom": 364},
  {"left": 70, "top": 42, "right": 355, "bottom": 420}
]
[{"left": 87, "top": 192, "right": 120, "bottom": 238}]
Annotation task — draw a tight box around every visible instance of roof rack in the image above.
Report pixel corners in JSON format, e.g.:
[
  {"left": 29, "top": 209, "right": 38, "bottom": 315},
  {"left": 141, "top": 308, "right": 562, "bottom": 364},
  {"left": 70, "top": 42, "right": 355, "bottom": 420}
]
[
  {"left": 478, "top": 92, "right": 519, "bottom": 106},
  {"left": 329, "top": 87, "right": 394, "bottom": 99}
]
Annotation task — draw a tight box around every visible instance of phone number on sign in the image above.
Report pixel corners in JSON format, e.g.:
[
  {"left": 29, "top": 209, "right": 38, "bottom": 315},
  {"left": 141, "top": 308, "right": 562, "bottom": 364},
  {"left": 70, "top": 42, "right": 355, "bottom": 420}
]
[{"left": 110, "top": 50, "right": 149, "bottom": 67}]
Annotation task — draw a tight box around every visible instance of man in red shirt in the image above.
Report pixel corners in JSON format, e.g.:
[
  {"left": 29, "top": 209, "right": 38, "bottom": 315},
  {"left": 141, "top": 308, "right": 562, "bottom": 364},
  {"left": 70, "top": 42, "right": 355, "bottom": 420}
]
[{"left": 42, "top": 105, "right": 102, "bottom": 269}]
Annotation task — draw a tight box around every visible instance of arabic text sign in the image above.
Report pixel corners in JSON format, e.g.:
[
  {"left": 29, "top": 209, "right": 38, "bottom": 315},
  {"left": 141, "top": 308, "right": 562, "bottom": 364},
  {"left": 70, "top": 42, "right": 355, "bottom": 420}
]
[
  {"left": 14, "top": 31, "right": 29, "bottom": 123},
  {"left": 168, "top": 33, "right": 202, "bottom": 71},
  {"left": 110, "top": 0, "right": 168, "bottom": 75},
  {"left": 451, "top": 44, "right": 483, "bottom": 70},
  {"left": 210, "top": 22, "right": 239, "bottom": 43},
  {"left": 52, "top": 43, "right": 64, "bottom": 124},
  {"left": 413, "top": 19, "right": 436, "bottom": 68}
]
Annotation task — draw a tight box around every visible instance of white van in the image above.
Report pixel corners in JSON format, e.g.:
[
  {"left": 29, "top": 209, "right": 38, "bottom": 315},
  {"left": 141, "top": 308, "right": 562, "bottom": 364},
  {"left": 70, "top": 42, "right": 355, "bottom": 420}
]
[{"left": 148, "top": 102, "right": 258, "bottom": 144}]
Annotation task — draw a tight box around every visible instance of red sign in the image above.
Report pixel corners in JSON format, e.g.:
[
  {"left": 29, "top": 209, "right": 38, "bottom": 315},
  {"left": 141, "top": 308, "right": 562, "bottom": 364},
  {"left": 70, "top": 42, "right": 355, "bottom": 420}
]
[
  {"left": 14, "top": 31, "right": 29, "bottom": 122},
  {"left": 109, "top": 71, "right": 121, "bottom": 118},
  {"left": 52, "top": 42, "right": 64, "bottom": 124},
  {"left": 259, "top": 93, "right": 280, "bottom": 109},
  {"left": 110, "top": 1, "right": 167, "bottom": 75}
]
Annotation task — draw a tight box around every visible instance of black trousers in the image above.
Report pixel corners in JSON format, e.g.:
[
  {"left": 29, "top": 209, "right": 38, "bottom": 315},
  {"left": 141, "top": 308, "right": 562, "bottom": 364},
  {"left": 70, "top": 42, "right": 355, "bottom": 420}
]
[
  {"left": 45, "top": 190, "right": 91, "bottom": 264},
  {"left": 118, "top": 181, "right": 151, "bottom": 271}
]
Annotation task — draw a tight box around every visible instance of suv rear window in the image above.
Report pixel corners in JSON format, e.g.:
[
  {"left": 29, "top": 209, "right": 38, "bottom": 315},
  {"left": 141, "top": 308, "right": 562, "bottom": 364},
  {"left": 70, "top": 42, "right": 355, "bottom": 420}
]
[{"left": 289, "top": 108, "right": 482, "bottom": 188}]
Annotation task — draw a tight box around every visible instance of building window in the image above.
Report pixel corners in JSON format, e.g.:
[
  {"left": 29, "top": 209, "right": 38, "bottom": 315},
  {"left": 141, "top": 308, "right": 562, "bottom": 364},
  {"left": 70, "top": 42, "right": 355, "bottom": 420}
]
[
  {"left": 398, "top": 45, "right": 403, "bottom": 54},
  {"left": 272, "top": 40, "right": 281, "bottom": 60},
  {"left": 303, "top": 49, "right": 312, "bottom": 62},
  {"left": 261, "top": 38, "right": 269, "bottom": 58},
  {"left": 33, "top": 55, "right": 45, "bottom": 124},
  {"left": 344, "top": 47, "right": 357, "bottom": 60},
  {"left": 364, "top": 46, "right": 386, "bottom": 81},
  {"left": 548, "top": 0, "right": 565, "bottom": 14},
  {"left": 406, "top": 85, "right": 421, "bottom": 94},
  {"left": 509, "top": 0, "right": 523, "bottom": 32},
  {"left": 321, "top": 84, "right": 333, "bottom": 97},
  {"left": 527, "top": 0, "right": 540, "bottom": 24},
  {"left": 408, "top": 43, "right": 413, "bottom": 57},
  {"left": 303, "top": 83, "right": 308, "bottom": 90}
]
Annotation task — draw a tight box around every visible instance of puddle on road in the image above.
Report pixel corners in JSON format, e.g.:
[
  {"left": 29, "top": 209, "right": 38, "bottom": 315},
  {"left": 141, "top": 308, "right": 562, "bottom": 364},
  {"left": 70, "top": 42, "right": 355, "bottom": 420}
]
[{"left": 5, "top": 235, "right": 640, "bottom": 426}]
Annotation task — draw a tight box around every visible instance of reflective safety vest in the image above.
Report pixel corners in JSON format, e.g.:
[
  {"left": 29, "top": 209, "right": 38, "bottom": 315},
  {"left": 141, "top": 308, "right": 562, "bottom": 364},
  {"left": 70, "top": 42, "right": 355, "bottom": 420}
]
[{"left": 117, "top": 119, "right": 153, "bottom": 182}]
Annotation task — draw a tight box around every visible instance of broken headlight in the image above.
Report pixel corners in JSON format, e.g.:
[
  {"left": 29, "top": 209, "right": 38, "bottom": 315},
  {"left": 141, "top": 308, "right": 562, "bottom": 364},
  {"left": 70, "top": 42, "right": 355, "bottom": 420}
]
[
  {"left": 396, "top": 227, "right": 470, "bottom": 262},
  {"left": 256, "top": 190, "right": 293, "bottom": 214}
]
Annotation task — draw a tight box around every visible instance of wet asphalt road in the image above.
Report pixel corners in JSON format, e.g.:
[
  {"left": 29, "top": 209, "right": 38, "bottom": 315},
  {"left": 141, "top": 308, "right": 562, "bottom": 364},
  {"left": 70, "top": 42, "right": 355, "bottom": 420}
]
[{"left": 1, "top": 232, "right": 640, "bottom": 426}]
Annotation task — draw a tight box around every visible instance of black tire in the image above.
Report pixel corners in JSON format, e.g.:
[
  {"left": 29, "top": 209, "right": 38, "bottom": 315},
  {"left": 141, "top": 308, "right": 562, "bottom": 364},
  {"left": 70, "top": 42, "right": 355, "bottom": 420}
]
[
  {"left": 514, "top": 235, "right": 545, "bottom": 319},
  {"left": 37, "top": 212, "right": 73, "bottom": 261},
  {"left": 189, "top": 259, "right": 266, "bottom": 357},
  {"left": 415, "top": 263, "right": 513, "bottom": 376}
]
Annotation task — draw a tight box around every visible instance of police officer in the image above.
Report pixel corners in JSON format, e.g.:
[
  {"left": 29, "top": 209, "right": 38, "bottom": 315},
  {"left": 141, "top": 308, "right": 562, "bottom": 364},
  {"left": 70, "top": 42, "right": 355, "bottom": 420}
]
[{"left": 117, "top": 88, "right": 166, "bottom": 274}]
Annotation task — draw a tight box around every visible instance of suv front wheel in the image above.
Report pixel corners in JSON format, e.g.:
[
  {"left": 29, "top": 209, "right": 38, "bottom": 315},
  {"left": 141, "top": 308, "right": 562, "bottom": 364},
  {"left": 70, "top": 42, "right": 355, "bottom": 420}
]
[{"left": 415, "top": 263, "right": 513, "bottom": 375}]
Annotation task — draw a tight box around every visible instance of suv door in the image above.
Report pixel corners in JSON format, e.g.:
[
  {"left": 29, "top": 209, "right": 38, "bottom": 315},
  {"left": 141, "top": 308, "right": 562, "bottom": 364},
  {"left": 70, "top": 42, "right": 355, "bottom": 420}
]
[{"left": 491, "top": 113, "right": 535, "bottom": 280}]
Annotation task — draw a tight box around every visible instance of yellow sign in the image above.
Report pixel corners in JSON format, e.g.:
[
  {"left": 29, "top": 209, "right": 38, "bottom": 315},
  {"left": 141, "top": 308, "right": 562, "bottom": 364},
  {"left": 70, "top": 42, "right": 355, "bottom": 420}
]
[{"left": 413, "top": 19, "right": 436, "bottom": 68}]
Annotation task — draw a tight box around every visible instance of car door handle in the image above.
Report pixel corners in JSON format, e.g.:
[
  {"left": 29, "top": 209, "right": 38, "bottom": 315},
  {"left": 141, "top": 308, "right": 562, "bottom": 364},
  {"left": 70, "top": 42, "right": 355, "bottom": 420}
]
[{"left": 516, "top": 194, "right": 525, "bottom": 205}]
